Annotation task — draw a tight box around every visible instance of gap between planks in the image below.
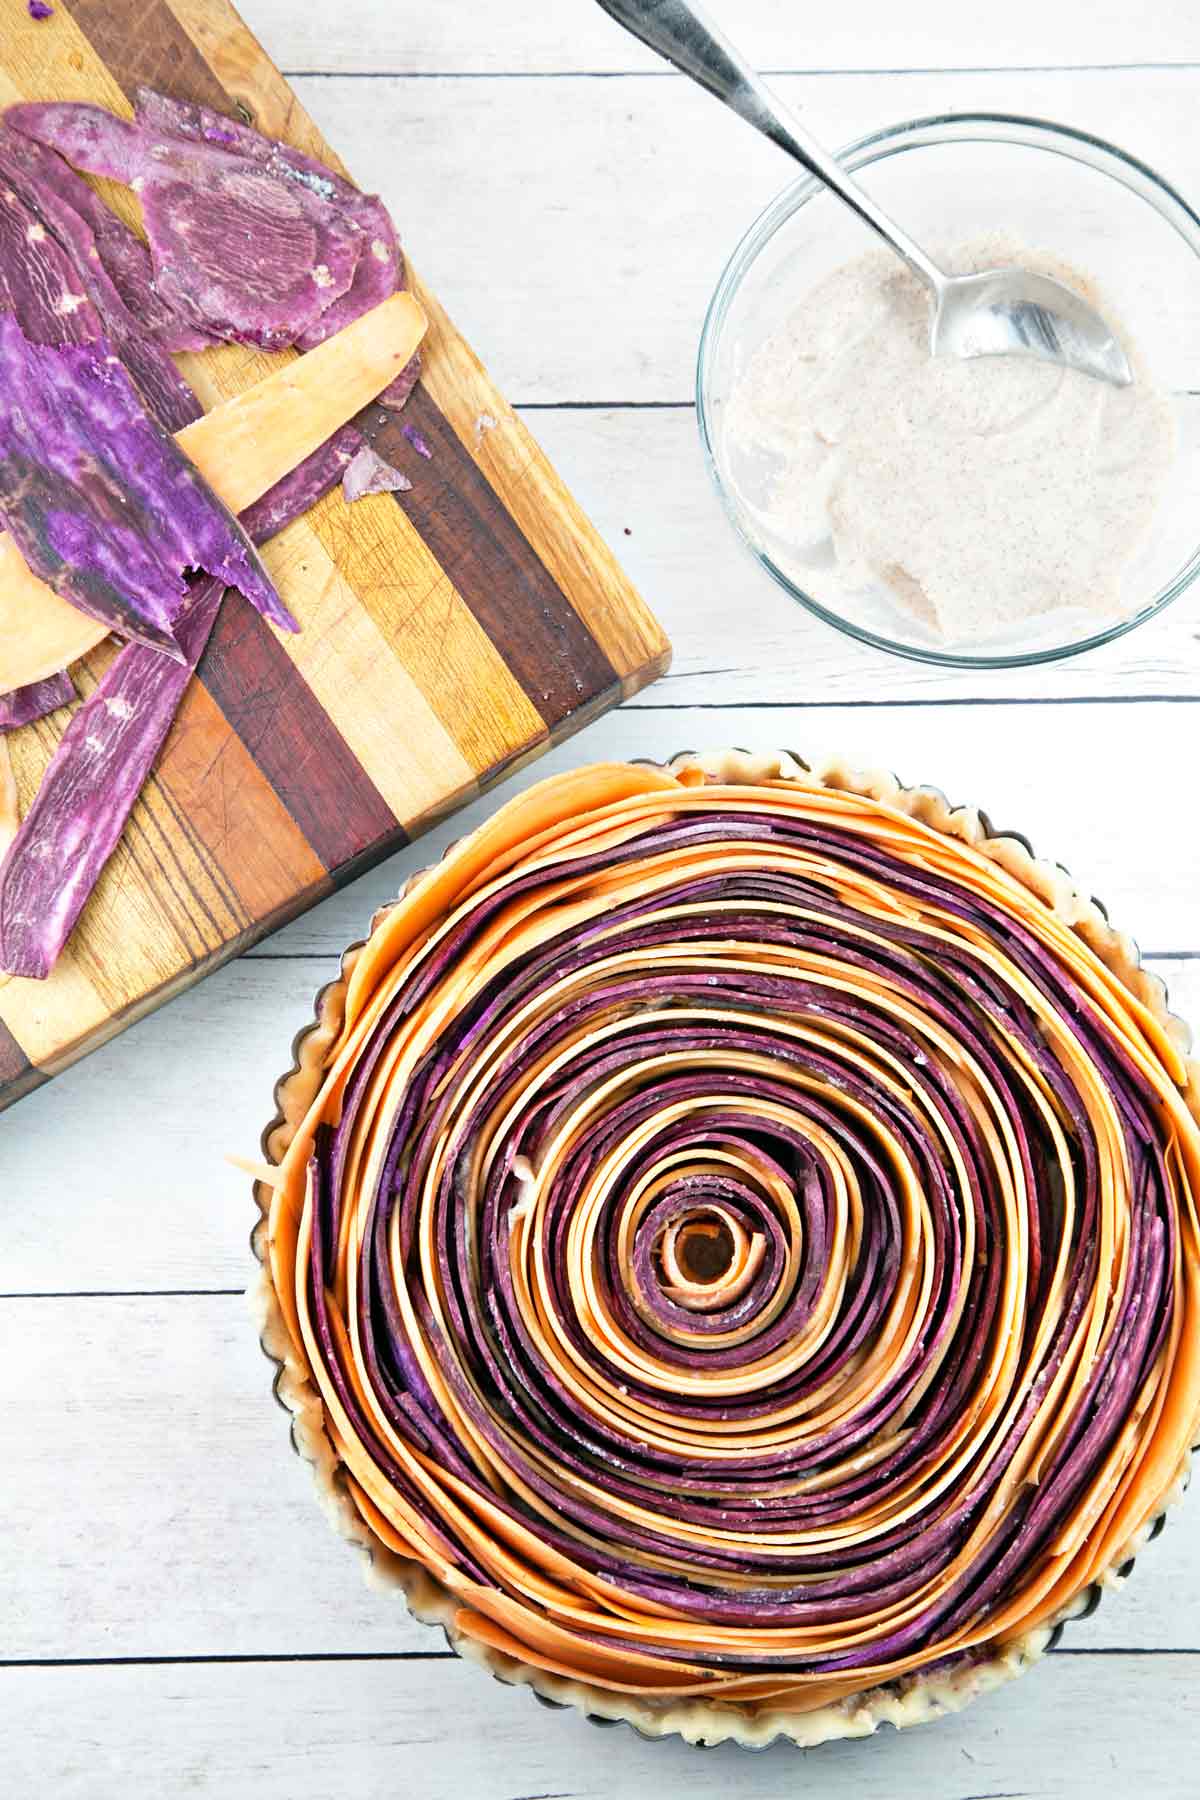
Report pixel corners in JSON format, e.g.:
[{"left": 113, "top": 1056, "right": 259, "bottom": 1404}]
[
  {"left": 0, "top": 1289, "right": 246, "bottom": 1299},
  {"left": 280, "top": 64, "right": 1200, "bottom": 81},
  {"left": 626, "top": 696, "right": 1200, "bottom": 710},
  {"left": 3, "top": 1647, "right": 1196, "bottom": 1669}
]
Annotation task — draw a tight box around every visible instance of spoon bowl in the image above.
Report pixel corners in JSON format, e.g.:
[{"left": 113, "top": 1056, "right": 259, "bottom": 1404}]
[{"left": 932, "top": 266, "right": 1133, "bottom": 384}]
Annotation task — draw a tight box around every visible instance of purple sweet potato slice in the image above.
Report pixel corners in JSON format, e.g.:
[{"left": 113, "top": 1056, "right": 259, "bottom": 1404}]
[
  {"left": 0, "top": 670, "right": 74, "bottom": 732},
  {"left": 134, "top": 89, "right": 283, "bottom": 159},
  {"left": 342, "top": 442, "right": 412, "bottom": 502},
  {"left": 134, "top": 89, "right": 371, "bottom": 221},
  {"left": 134, "top": 90, "right": 404, "bottom": 356},
  {"left": 0, "top": 428, "right": 353, "bottom": 978},
  {"left": 133, "top": 91, "right": 405, "bottom": 335},
  {"left": 0, "top": 314, "right": 294, "bottom": 657},
  {"left": 89, "top": 214, "right": 219, "bottom": 352},
  {"left": 141, "top": 161, "right": 362, "bottom": 352},
  {"left": 0, "top": 123, "right": 200, "bottom": 432},
  {"left": 0, "top": 120, "right": 215, "bottom": 353},
  {"left": 144, "top": 96, "right": 422, "bottom": 404}
]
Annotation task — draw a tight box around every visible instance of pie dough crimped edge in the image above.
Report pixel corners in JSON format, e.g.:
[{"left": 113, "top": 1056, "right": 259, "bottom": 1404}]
[{"left": 251, "top": 746, "right": 1199, "bottom": 1751}]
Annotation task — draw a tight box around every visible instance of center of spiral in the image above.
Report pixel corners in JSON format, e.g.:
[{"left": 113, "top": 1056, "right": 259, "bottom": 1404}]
[
  {"left": 674, "top": 1215, "right": 736, "bottom": 1285},
  {"left": 647, "top": 1198, "right": 768, "bottom": 1316}
]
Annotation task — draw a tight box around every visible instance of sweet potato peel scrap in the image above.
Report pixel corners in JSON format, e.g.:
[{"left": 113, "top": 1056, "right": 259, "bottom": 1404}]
[
  {"left": 0, "top": 669, "right": 73, "bottom": 732},
  {"left": 0, "top": 314, "right": 294, "bottom": 657},
  {"left": 264, "top": 764, "right": 1200, "bottom": 1713},
  {"left": 8, "top": 92, "right": 420, "bottom": 404},
  {"left": 6, "top": 100, "right": 359, "bottom": 350},
  {"left": 0, "top": 118, "right": 214, "bottom": 357},
  {"left": 342, "top": 442, "right": 411, "bottom": 502}
]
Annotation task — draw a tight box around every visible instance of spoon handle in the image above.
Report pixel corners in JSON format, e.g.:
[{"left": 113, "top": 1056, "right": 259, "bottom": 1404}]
[{"left": 594, "top": 0, "right": 945, "bottom": 291}]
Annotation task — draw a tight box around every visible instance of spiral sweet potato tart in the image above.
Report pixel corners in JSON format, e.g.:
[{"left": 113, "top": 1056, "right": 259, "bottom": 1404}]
[{"left": 255, "top": 750, "right": 1200, "bottom": 1748}]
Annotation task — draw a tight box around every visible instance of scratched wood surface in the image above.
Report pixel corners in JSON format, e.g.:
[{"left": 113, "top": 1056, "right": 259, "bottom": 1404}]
[{"left": 0, "top": 0, "right": 668, "bottom": 1110}]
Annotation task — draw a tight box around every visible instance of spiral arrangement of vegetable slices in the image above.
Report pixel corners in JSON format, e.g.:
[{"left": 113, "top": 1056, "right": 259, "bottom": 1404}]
[{"left": 263, "top": 757, "right": 1200, "bottom": 1718}]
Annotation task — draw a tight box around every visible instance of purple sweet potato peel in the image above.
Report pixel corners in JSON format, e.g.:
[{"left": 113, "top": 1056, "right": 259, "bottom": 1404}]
[
  {"left": 0, "top": 178, "right": 99, "bottom": 345},
  {"left": 342, "top": 442, "right": 411, "bottom": 502},
  {"left": 0, "top": 670, "right": 74, "bottom": 732},
  {"left": 0, "top": 314, "right": 294, "bottom": 656},
  {"left": 0, "top": 122, "right": 201, "bottom": 429},
  {"left": 0, "top": 582, "right": 220, "bottom": 979},
  {"left": 0, "top": 120, "right": 214, "bottom": 354},
  {"left": 131, "top": 91, "right": 420, "bottom": 405},
  {"left": 7, "top": 92, "right": 420, "bottom": 404},
  {"left": 6, "top": 100, "right": 361, "bottom": 350}
]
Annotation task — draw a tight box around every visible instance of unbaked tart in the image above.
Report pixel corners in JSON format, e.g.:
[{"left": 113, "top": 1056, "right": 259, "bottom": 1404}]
[{"left": 254, "top": 750, "right": 1200, "bottom": 1748}]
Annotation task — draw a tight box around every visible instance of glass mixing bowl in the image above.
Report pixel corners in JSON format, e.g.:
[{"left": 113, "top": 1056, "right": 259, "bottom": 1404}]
[{"left": 697, "top": 114, "right": 1200, "bottom": 667}]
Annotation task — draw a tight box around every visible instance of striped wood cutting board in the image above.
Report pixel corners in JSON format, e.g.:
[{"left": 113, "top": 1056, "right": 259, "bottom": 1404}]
[{"left": 0, "top": 0, "right": 670, "bottom": 1112}]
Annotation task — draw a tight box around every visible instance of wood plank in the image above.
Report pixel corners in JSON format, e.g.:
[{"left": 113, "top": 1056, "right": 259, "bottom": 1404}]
[
  {"left": 3, "top": 1291, "right": 1197, "bottom": 1661},
  {"left": 369, "top": 392, "right": 622, "bottom": 728},
  {"left": 2, "top": 1645, "right": 1198, "bottom": 1796},
  {"left": 0, "top": 1294, "right": 429, "bottom": 1660},
  {"left": 0, "top": 1015, "right": 40, "bottom": 1100},
  {"left": 195, "top": 596, "right": 402, "bottom": 870},
  {"left": 252, "top": 520, "right": 481, "bottom": 818},
  {"left": 238, "top": 0, "right": 1200, "bottom": 75},
  {"left": 242, "top": 437, "right": 549, "bottom": 786},
  {"left": 282, "top": 67, "right": 1200, "bottom": 404}
]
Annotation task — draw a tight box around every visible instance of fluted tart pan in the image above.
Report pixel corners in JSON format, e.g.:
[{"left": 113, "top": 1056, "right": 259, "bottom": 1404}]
[{"left": 252, "top": 749, "right": 1200, "bottom": 1749}]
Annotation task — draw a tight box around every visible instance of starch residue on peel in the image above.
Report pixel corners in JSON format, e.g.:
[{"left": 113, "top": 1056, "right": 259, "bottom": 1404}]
[{"left": 724, "top": 235, "right": 1176, "bottom": 645}]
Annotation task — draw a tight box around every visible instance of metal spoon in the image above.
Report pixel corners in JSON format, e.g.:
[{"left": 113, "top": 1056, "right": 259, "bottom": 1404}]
[{"left": 595, "top": 0, "right": 1133, "bottom": 386}]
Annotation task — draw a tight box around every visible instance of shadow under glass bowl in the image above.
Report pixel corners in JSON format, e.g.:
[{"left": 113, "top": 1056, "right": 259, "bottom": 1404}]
[{"left": 696, "top": 113, "right": 1200, "bottom": 669}]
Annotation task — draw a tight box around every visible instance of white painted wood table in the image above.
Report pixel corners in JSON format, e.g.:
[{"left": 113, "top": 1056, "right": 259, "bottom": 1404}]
[{"left": 4, "top": 3, "right": 1200, "bottom": 1794}]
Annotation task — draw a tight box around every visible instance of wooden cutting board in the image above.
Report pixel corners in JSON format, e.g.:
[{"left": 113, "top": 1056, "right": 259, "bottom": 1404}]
[{"left": 0, "top": 0, "right": 669, "bottom": 1112}]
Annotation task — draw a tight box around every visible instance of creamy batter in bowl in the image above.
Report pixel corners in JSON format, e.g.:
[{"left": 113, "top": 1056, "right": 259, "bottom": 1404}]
[{"left": 698, "top": 115, "right": 1200, "bottom": 667}]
